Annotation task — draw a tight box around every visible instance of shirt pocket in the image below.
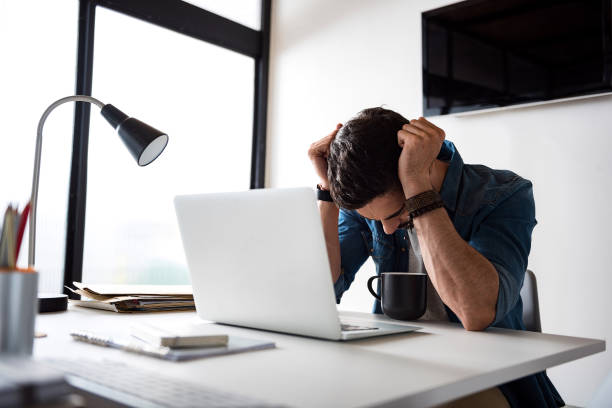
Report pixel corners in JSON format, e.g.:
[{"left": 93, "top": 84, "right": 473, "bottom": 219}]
[{"left": 361, "top": 231, "right": 393, "bottom": 261}]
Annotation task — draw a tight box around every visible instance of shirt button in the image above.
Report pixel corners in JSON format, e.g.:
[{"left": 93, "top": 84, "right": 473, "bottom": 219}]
[
  {"left": 401, "top": 247, "right": 406, "bottom": 252},
  {"left": 370, "top": 249, "right": 374, "bottom": 253}
]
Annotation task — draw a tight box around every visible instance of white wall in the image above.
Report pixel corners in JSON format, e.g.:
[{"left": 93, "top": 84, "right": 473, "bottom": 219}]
[{"left": 267, "top": 1, "right": 612, "bottom": 406}]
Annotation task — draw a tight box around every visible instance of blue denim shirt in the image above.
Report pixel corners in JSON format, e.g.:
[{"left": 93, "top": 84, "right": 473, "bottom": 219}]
[{"left": 333, "top": 140, "right": 563, "bottom": 407}]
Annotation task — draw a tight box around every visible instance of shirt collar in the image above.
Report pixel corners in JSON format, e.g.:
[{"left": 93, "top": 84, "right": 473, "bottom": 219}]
[{"left": 437, "top": 140, "right": 463, "bottom": 213}]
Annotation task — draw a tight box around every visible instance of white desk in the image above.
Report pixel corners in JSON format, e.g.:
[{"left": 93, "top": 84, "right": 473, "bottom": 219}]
[{"left": 34, "top": 306, "right": 605, "bottom": 407}]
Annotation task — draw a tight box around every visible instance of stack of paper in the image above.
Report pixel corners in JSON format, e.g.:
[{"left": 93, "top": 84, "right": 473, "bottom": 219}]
[{"left": 68, "top": 282, "right": 195, "bottom": 313}]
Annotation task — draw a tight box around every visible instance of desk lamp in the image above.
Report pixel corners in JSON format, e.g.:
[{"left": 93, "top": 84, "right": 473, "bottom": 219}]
[{"left": 30, "top": 95, "right": 169, "bottom": 312}]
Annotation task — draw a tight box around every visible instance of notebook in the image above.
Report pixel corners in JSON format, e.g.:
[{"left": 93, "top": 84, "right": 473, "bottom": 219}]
[{"left": 131, "top": 322, "right": 228, "bottom": 348}]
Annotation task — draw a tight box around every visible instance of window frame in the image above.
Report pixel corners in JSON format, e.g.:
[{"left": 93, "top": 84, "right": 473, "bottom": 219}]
[{"left": 64, "top": 0, "right": 271, "bottom": 296}]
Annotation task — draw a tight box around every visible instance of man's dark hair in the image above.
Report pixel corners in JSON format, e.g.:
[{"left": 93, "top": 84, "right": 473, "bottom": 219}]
[{"left": 327, "top": 107, "right": 409, "bottom": 209}]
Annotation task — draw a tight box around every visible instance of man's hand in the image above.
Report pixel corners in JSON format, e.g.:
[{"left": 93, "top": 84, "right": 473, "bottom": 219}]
[
  {"left": 397, "top": 117, "right": 445, "bottom": 197},
  {"left": 308, "top": 124, "right": 342, "bottom": 190}
]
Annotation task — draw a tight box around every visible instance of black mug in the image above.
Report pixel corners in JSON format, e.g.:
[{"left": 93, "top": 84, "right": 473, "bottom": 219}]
[{"left": 367, "top": 272, "right": 427, "bottom": 321}]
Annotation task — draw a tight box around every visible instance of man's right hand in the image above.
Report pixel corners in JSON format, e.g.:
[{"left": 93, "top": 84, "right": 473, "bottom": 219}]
[{"left": 308, "top": 123, "right": 342, "bottom": 190}]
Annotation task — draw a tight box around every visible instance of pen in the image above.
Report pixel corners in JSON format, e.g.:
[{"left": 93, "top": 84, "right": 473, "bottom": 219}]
[
  {"left": 14, "top": 202, "right": 30, "bottom": 262},
  {"left": 70, "top": 330, "right": 171, "bottom": 359}
]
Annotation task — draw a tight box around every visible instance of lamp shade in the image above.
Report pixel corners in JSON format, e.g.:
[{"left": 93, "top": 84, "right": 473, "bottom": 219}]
[{"left": 100, "top": 104, "right": 168, "bottom": 166}]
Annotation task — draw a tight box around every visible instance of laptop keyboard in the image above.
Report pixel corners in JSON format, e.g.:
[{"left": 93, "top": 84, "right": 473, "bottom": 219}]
[{"left": 43, "top": 359, "right": 285, "bottom": 408}]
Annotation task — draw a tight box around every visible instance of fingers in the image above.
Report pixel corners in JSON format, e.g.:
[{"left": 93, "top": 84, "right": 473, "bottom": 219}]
[
  {"left": 412, "top": 117, "right": 445, "bottom": 139},
  {"left": 397, "top": 119, "right": 428, "bottom": 149},
  {"left": 411, "top": 120, "right": 441, "bottom": 141},
  {"left": 420, "top": 117, "right": 445, "bottom": 136},
  {"left": 333, "top": 123, "right": 343, "bottom": 135},
  {"left": 397, "top": 116, "right": 446, "bottom": 151},
  {"left": 309, "top": 123, "right": 343, "bottom": 159},
  {"left": 400, "top": 117, "right": 445, "bottom": 142},
  {"left": 330, "top": 124, "right": 342, "bottom": 138},
  {"left": 397, "top": 129, "right": 415, "bottom": 148},
  {"left": 326, "top": 123, "right": 343, "bottom": 140},
  {"left": 400, "top": 125, "right": 427, "bottom": 138}
]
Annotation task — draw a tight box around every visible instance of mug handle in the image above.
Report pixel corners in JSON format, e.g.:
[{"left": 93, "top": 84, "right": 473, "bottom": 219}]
[{"left": 367, "top": 275, "right": 381, "bottom": 300}]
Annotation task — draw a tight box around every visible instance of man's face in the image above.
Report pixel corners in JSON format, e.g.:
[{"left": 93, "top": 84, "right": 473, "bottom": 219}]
[{"left": 357, "top": 188, "right": 410, "bottom": 235}]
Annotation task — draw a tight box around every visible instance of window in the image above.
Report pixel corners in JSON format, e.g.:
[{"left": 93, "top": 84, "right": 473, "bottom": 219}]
[
  {"left": 64, "top": 0, "right": 269, "bottom": 289},
  {"left": 0, "top": 0, "right": 270, "bottom": 291},
  {"left": 82, "top": 7, "right": 255, "bottom": 283}
]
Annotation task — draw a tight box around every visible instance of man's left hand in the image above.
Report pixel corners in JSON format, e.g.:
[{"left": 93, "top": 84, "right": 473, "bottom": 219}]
[{"left": 397, "top": 117, "right": 445, "bottom": 197}]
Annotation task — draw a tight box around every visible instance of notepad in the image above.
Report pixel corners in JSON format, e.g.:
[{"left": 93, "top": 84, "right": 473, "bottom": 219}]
[
  {"left": 131, "top": 323, "right": 228, "bottom": 348},
  {"left": 161, "top": 336, "right": 275, "bottom": 361},
  {"left": 70, "top": 330, "right": 275, "bottom": 362}
]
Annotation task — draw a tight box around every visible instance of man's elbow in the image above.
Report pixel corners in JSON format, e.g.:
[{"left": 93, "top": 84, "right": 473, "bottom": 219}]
[{"left": 460, "top": 307, "right": 496, "bottom": 331}]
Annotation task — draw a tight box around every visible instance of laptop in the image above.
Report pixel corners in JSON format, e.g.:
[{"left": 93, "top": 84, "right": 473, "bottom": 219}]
[{"left": 174, "top": 187, "right": 420, "bottom": 340}]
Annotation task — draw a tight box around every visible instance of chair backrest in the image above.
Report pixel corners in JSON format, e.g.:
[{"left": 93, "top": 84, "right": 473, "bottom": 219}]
[{"left": 520, "top": 269, "right": 541, "bottom": 332}]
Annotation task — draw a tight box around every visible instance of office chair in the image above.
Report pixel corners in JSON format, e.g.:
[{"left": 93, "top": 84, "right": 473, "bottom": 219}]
[
  {"left": 520, "top": 270, "right": 611, "bottom": 408},
  {"left": 520, "top": 269, "right": 542, "bottom": 332}
]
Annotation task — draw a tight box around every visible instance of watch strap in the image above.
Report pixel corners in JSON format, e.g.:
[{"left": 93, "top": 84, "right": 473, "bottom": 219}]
[
  {"left": 316, "top": 184, "right": 333, "bottom": 202},
  {"left": 404, "top": 190, "right": 444, "bottom": 229}
]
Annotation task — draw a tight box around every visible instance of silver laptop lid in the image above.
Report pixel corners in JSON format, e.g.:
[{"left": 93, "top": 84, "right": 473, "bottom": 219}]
[{"left": 174, "top": 187, "right": 342, "bottom": 340}]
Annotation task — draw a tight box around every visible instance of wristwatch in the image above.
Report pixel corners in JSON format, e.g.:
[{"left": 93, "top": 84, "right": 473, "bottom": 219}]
[{"left": 316, "top": 184, "right": 333, "bottom": 202}]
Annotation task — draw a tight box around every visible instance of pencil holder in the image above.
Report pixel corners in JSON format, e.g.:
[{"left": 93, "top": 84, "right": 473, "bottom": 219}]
[{"left": 0, "top": 269, "right": 38, "bottom": 355}]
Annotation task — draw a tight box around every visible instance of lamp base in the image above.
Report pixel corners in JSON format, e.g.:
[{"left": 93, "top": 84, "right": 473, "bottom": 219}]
[{"left": 38, "top": 293, "right": 68, "bottom": 313}]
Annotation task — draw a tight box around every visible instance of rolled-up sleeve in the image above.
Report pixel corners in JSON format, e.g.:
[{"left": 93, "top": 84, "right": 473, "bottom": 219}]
[
  {"left": 334, "top": 209, "right": 370, "bottom": 303},
  {"left": 468, "top": 181, "right": 537, "bottom": 326}
]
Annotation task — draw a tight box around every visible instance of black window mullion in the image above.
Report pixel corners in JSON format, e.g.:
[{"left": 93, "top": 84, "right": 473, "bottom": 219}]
[
  {"left": 251, "top": 0, "right": 271, "bottom": 189},
  {"left": 64, "top": 0, "right": 96, "bottom": 298},
  {"left": 97, "top": 0, "right": 261, "bottom": 58}
]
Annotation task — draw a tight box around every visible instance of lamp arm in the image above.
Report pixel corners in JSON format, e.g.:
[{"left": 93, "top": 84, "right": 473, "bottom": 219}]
[{"left": 28, "top": 95, "right": 105, "bottom": 267}]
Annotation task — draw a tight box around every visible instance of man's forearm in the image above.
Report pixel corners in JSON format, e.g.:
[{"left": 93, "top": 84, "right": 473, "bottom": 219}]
[
  {"left": 414, "top": 207, "right": 498, "bottom": 331},
  {"left": 318, "top": 201, "right": 342, "bottom": 283}
]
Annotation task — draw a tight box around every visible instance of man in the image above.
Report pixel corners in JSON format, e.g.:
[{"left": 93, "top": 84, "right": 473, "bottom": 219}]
[{"left": 308, "top": 108, "right": 563, "bottom": 407}]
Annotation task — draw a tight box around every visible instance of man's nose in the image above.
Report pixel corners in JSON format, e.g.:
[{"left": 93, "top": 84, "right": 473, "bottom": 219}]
[{"left": 381, "top": 220, "right": 397, "bottom": 235}]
